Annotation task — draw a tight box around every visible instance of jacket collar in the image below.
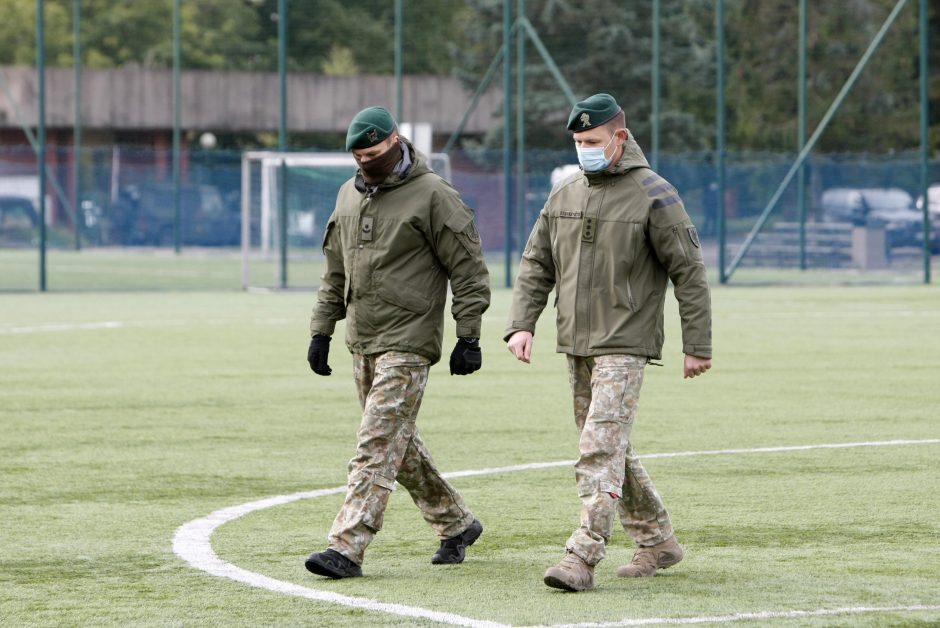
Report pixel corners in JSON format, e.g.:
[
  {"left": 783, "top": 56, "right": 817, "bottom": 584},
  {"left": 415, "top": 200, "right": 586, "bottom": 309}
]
[
  {"left": 583, "top": 136, "right": 650, "bottom": 186},
  {"left": 355, "top": 137, "right": 430, "bottom": 194}
]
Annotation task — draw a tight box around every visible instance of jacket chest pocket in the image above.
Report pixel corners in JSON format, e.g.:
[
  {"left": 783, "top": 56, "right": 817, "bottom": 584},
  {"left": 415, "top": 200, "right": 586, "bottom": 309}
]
[{"left": 550, "top": 214, "right": 584, "bottom": 268}]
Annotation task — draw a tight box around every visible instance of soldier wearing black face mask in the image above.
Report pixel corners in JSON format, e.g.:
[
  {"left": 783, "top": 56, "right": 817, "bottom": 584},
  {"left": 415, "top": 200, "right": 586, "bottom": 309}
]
[
  {"left": 303, "top": 106, "right": 490, "bottom": 579},
  {"left": 353, "top": 135, "right": 404, "bottom": 186}
]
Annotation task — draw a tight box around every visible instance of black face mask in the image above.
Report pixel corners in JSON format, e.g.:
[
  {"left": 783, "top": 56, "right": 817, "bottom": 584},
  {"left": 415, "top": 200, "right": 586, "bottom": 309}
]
[{"left": 356, "top": 141, "right": 402, "bottom": 184}]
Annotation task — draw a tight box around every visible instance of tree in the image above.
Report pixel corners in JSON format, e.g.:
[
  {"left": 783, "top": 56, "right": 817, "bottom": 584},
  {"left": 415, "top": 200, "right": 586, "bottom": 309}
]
[
  {"left": 683, "top": 0, "right": 929, "bottom": 152},
  {"left": 455, "top": 0, "right": 713, "bottom": 151}
]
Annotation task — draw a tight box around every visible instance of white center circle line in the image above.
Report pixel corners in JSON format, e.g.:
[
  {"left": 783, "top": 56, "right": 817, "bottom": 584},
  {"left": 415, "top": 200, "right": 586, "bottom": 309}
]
[{"left": 173, "top": 438, "right": 940, "bottom": 627}]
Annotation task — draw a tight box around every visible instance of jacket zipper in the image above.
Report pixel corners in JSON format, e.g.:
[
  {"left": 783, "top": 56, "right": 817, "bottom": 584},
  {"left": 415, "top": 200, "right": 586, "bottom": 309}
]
[
  {"left": 626, "top": 279, "right": 636, "bottom": 311},
  {"left": 626, "top": 223, "right": 640, "bottom": 311}
]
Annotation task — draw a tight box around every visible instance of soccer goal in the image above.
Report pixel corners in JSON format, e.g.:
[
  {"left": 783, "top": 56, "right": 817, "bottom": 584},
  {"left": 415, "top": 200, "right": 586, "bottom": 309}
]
[{"left": 239, "top": 150, "right": 452, "bottom": 290}]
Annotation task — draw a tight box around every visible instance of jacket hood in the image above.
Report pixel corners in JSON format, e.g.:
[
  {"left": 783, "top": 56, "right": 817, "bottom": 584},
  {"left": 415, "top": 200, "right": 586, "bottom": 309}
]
[{"left": 584, "top": 135, "right": 650, "bottom": 183}]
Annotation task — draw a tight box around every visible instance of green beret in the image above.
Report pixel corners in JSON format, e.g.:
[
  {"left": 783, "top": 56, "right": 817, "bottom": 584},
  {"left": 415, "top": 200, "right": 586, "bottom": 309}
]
[
  {"left": 345, "top": 106, "right": 397, "bottom": 151},
  {"left": 566, "top": 93, "right": 622, "bottom": 132}
]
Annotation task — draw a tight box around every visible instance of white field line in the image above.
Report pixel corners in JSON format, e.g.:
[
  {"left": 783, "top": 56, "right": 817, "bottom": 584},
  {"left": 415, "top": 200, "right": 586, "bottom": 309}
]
[
  {"left": 722, "top": 309, "right": 940, "bottom": 320},
  {"left": 173, "top": 439, "right": 940, "bottom": 627},
  {"left": 172, "top": 487, "right": 507, "bottom": 628},
  {"left": 6, "top": 309, "right": 938, "bottom": 334},
  {"left": 483, "top": 310, "right": 940, "bottom": 323},
  {"left": 0, "top": 318, "right": 293, "bottom": 334},
  {"left": 537, "top": 604, "right": 940, "bottom": 627}
]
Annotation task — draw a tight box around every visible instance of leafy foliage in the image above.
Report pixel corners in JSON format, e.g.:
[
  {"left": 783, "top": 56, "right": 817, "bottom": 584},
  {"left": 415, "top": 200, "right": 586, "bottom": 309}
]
[{"left": 0, "top": 0, "right": 937, "bottom": 152}]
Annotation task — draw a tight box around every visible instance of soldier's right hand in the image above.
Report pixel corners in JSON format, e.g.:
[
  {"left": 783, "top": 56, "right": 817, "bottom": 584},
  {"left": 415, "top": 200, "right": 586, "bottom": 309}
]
[
  {"left": 506, "top": 330, "right": 533, "bottom": 364},
  {"left": 307, "top": 335, "right": 332, "bottom": 376}
]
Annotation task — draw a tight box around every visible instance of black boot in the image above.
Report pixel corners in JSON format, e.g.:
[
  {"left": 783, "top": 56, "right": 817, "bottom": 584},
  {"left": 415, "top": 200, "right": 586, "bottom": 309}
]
[
  {"left": 432, "top": 519, "right": 483, "bottom": 565},
  {"left": 304, "top": 549, "right": 363, "bottom": 579}
]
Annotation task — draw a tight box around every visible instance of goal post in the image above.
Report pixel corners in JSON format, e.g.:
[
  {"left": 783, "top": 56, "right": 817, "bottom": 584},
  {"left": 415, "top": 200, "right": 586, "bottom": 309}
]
[{"left": 240, "top": 150, "right": 452, "bottom": 290}]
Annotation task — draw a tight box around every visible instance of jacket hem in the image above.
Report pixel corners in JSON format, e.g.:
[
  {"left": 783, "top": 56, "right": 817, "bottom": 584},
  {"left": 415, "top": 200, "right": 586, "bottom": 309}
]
[
  {"left": 555, "top": 344, "right": 660, "bottom": 359},
  {"left": 346, "top": 342, "right": 441, "bottom": 366}
]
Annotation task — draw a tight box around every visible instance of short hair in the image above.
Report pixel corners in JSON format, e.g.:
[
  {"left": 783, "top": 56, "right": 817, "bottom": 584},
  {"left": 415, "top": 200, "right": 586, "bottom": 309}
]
[{"left": 602, "top": 110, "right": 627, "bottom": 132}]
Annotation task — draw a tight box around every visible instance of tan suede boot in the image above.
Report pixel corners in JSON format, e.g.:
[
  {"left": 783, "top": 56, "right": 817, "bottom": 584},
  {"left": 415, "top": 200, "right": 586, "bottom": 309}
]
[
  {"left": 616, "top": 536, "right": 684, "bottom": 577},
  {"left": 543, "top": 552, "right": 595, "bottom": 591}
]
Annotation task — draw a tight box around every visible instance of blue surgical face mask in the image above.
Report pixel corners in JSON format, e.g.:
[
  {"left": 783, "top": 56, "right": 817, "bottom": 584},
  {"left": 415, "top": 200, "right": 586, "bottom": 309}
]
[{"left": 575, "top": 133, "right": 617, "bottom": 172}]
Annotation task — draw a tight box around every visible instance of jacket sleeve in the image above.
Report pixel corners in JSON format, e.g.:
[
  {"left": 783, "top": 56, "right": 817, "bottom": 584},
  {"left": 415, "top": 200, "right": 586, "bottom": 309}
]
[
  {"left": 646, "top": 181, "right": 713, "bottom": 359},
  {"left": 430, "top": 188, "right": 491, "bottom": 338},
  {"left": 503, "top": 207, "right": 555, "bottom": 341},
  {"left": 309, "top": 216, "right": 346, "bottom": 337}
]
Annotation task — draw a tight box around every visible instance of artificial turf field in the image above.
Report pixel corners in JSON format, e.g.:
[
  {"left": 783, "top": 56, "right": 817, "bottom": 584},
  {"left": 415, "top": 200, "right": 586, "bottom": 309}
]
[{"left": 2, "top": 271, "right": 939, "bottom": 626}]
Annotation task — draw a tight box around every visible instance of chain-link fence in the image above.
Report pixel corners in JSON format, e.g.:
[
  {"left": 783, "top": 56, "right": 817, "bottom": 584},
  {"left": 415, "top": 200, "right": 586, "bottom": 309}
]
[{"left": 1, "top": 0, "right": 936, "bottom": 290}]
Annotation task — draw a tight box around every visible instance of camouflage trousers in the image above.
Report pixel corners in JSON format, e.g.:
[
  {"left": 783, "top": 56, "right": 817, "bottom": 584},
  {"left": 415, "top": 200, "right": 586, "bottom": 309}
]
[
  {"left": 564, "top": 354, "right": 674, "bottom": 566},
  {"left": 327, "top": 351, "right": 475, "bottom": 565}
]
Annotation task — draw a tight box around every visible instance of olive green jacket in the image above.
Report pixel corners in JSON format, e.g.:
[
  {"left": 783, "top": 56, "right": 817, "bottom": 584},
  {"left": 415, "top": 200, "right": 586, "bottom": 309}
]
[
  {"left": 311, "top": 140, "right": 490, "bottom": 364},
  {"left": 505, "top": 137, "right": 712, "bottom": 360}
]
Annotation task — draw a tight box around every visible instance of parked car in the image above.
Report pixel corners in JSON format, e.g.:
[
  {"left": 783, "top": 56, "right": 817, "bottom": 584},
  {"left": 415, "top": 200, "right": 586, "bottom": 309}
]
[
  {"left": 915, "top": 184, "right": 940, "bottom": 252},
  {"left": 0, "top": 195, "right": 39, "bottom": 245},
  {"left": 110, "top": 182, "right": 238, "bottom": 246},
  {"left": 820, "top": 187, "right": 924, "bottom": 249}
]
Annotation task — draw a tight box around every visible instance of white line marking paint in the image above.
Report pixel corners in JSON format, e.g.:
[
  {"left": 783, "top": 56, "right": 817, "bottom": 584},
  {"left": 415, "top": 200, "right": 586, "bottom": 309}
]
[
  {"left": 0, "top": 318, "right": 294, "bottom": 334},
  {"left": 173, "top": 488, "right": 507, "bottom": 628},
  {"left": 173, "top": 439, "right": 940, "bottom": 627},
  {"left": 723, "top": 310, "right": 940, "bottom": 320},
  {"left": 536, "top": 604, "right": 940, "bottom": 627},
  {"left": 7, "top": 310, "right": 937, "bottom": 334}
]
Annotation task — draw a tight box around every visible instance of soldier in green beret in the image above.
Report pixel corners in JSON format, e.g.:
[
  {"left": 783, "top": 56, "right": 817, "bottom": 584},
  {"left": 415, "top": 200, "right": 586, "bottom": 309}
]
[
  {"left": 304, "top": 106, "right": 490, "bottom": 579},
  {"left": 505, "top": 93, "right": 713, "bottom": 591}
]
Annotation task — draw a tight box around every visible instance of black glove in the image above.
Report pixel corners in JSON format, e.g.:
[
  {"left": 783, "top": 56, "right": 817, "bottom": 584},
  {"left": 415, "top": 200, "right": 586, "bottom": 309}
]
[
  {"left": 307, "top": 335, "right": 332, "bottom": 376},
  {"left": 449, "top": 337, "right": 482, "bottom": 376}
]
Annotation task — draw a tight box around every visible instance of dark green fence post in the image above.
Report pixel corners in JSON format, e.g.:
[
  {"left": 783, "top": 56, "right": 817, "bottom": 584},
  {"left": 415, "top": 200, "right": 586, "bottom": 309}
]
[
  {"left": 920, "top": 0, "right": 930, "bottom": 284},
  {"left": 72, "top": 0, "right": 82, "bottom": 251},
  {"left": 37, "top": 0, "right": 47, "bottom": 291},
  {"left": 503, "top": 0, "right": 512, "bottom": 288},
  {"left": 395, "top": 0, "right": 403, "bottom": 122},
  {"left": 172, "top": 0, "right": 181, "bottom": 253},
  {"left": 278, "top": 0, "right": 288, "bottom": 289},
  {"left": 716, "top": 0, "right": 726, "bottom": 284},
  {"left": 651, "top": 0, "right": 660, "bottom": 171},
  {"left": 798, "top": 0, "right": 807, "bottom": 270},
  {"left": 516, "top": 0, "right": 526, "bottom": 265}
]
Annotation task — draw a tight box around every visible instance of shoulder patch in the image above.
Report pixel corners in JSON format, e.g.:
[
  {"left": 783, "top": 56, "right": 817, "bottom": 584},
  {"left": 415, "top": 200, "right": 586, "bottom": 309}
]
[{"left": 687, "top": 226, "right": 701, "bottom": 248}]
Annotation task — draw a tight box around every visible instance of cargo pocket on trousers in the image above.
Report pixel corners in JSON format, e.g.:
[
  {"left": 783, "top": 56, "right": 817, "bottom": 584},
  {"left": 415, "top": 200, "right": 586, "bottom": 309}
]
[
  {"left": 577, "top": 476, "right": 622, "bottom": 500},
  {"left": 358, "top": 471, "right": 397, "bottom": 531}
]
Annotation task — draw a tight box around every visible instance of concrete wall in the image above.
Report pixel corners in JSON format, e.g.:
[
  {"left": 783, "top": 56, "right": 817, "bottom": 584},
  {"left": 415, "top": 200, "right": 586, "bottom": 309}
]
[{"left": 0, "top": 66, "right": 502, "bottom": 134}]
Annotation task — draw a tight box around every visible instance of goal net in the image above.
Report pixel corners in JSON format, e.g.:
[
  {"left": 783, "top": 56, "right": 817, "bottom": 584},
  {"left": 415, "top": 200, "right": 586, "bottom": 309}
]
[{"left": 240, "top": 150, "right": 451, "bottom": 290}]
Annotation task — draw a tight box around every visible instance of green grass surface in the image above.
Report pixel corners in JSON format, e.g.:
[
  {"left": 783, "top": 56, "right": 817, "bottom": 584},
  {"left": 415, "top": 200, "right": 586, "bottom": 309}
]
[
  {"left": 1, "top": 247, "right": 937, "bottom": 292},
  {"left": 2, "top": 284, "right": 939, "bottom": 626}
]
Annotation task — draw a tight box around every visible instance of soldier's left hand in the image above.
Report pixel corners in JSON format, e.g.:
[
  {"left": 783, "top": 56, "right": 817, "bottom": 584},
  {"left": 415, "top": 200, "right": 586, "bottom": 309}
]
[
  {"left": 308, "top": 335, "right": 333, "bottom": 376},
  {"left": 450, "top": 337, "right": 482, "bottom": 375},
  {"left": 683, "top": 354, "right": 711, "bottom": 379}
]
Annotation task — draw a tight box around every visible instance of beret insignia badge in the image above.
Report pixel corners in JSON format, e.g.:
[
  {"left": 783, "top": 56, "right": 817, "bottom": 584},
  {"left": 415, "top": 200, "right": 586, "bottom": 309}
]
[
  {"left": 367, "top": 129, "right": 378, "bottom": 142},
  {"left": 580, "top": 113, "right": 591, "bottom": 128}
]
